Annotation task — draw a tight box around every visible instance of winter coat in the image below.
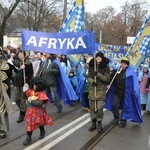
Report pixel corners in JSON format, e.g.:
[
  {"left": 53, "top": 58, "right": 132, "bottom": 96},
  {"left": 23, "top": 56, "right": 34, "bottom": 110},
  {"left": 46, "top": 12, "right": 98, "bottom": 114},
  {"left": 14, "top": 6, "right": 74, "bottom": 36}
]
[
  {"left": 13, "top": 57, "right": 33, "bottom": 87},
  {"left": 87, "top": 58, "right": 110, "bottom": 101},
  {"left": 111, "top": 69, "right": 126, "bottom": 97},
  {"left": 42, "top": 59, "right": 60, "bottom": 86}
]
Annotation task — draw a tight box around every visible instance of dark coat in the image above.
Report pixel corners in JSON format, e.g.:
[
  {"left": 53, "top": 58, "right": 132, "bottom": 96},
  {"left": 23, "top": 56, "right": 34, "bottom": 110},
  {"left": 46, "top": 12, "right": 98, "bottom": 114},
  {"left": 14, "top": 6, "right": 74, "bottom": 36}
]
[
  {"left": 87, "top": 57, "right": 110, "bottom": 101},
  {"left": 13, "top": 57, "right": 33, "bottom": 87},
  {"left": 41, "top": 59, "right": 60, "bottom": 86},
  {"left": 110, "top": 69, "right": 126, "bottom": 97}
]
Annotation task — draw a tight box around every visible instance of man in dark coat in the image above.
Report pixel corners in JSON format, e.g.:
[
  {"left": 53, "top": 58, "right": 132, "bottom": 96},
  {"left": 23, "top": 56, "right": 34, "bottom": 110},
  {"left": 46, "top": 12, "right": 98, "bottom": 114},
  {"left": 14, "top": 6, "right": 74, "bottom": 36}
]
[
  {"left": 13, "top": 50, "right": 33, "bottom": 123},
  {"left": 106, "top": 57, "right": 143, "bottom": 127},
  {"left": 41, "top": 53, "right": 63, "bottom": 113}
]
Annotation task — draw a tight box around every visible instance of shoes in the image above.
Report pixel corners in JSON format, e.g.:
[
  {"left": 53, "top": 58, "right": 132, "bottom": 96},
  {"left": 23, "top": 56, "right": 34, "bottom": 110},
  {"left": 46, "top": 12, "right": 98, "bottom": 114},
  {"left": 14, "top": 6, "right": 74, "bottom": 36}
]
[
  {"left": 23, "top": 136, "right": 31, "bottom": 145},
  {"left": 97, "top": 121, "right": 102, "bottom": 133},
  {"left": 17, "top": 115, "right": 24, "bottom": 123},
  {"left": 113, "top": 118, "right": 119, "bottom": 126},
  {"left": 39, "top": 131, "right": 46, "bottom": 139},
  {"left": 119, "top": 123, "right": 126, "bottom": 128},
  {"left": 69, "top": 103, "right": 75, "bottom": 106},
  {"left": 89, "top": 119, "right": 97, "bottom": 131},
  {"left": 57, "top": 106, "right": 62, "bottom": 113},
  {"left": 0, "top": 130, "right": 7, "bottom": 138}
]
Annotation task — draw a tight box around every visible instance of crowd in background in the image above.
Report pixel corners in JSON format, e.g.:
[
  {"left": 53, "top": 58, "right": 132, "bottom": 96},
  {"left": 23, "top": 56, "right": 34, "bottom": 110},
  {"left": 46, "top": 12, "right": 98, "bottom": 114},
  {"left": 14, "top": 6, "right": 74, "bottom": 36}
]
[{"left": 0, "top": 45, "right": 150, "bottom": 141}]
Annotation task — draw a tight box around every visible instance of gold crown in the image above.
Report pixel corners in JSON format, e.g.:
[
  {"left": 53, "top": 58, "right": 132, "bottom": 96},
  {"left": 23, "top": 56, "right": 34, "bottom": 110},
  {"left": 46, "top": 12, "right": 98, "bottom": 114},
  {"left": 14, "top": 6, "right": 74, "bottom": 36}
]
[{"left": 121, "top": 57, "right": 129, "bottom": 62}]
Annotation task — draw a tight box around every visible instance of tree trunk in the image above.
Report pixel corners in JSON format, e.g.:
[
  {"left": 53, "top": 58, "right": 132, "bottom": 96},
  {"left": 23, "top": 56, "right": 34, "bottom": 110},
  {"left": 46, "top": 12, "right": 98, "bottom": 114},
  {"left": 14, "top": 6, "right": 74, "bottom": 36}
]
[{"left": 0, "top": 25, "right": 4, "bottom": 47}]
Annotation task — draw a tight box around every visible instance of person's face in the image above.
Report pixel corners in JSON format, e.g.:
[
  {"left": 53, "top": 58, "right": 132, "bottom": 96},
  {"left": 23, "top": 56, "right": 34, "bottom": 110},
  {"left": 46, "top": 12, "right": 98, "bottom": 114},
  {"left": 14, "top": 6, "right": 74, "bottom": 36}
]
[
  {"left": 96, "top": 56, "right": 102, "bottom": 64},
  {"left": 120, "top": 62, "right": 128, "bottom": 69},
  {"left": 18, "top": 52, "right": 24, "bottom": 60},
  {"left": 46, "top": 53, "right": 51, "bottom": 58},
  {"left": 143, "top": 68, "right": 148, "bottom": 73},
  {"left": 109, "top": 67, "right": 114, "bottom": 71},
  {"left": 69, "top": 72, "right": 74, "bottom": 76},
  {"left": 61, "top": 55, "right": 65, "bottom": 59}
]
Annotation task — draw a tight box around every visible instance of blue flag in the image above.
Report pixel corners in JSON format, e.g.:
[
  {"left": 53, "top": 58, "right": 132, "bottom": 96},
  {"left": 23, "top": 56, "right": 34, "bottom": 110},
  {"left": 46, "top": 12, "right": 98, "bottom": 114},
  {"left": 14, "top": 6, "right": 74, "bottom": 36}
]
[{"left": 22, "top": 30, "right": 95, "bottom": 55}]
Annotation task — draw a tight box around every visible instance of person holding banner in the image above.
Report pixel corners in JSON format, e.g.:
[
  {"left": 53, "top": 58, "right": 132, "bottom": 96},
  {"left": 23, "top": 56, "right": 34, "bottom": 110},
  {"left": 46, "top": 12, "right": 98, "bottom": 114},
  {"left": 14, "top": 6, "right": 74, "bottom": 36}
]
[
  {"left": 41, "top": 53, "right": 63, "bottom": 113},
  {"left": 13, "top": 50, "right": 33, "bottom": 123},
  {"left": 106, "top": 57, "right": 143, "bottom": 127},
  {"left": 87, "top": 52, "right": 110, "bottom": 133}
]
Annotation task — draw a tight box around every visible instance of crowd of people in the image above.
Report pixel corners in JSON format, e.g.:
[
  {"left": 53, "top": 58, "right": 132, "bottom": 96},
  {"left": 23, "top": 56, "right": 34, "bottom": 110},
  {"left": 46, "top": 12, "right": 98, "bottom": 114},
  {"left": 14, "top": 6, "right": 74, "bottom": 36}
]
[{"left": 0, "top": 46, "right": 149, "bottom": 145}]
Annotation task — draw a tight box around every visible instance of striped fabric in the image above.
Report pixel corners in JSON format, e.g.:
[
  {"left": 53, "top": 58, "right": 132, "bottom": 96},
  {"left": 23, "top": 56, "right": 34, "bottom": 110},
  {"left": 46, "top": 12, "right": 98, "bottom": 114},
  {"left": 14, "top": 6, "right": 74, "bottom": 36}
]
[
  {"left": 139, "top": 35, "right": 150, "bottom": 56},
  {"left": 125, "top": 14, "right": 150, "bottom": 69},
  {"left": 60, "top": 0, "right": 85, "bottom": 33}
]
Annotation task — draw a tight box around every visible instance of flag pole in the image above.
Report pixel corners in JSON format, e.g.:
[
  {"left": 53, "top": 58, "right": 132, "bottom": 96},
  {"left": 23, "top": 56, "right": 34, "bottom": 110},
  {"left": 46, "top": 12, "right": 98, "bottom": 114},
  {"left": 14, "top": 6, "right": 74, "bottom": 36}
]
[{"left": 94, "top": 56, "right": 97, "bottom": 112}]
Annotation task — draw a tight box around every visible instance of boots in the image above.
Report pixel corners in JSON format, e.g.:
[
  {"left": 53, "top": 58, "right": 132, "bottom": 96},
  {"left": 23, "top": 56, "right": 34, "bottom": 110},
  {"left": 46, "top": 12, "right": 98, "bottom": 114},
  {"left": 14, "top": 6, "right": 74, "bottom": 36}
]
[
  {"left": 23, "top": 136, "right": 31, "bottom": 145},
  {"left": 97, "top": 121, "right": 102, "bottom": 133},
  {"left": 39, "top": 131, "right": 46, "bottom": 139},
  {"left": 89, "top": 119, "right": 97, "bottom": 131},
  {"left": 17, "top": 111, "right": 25, "bottom": 123}
]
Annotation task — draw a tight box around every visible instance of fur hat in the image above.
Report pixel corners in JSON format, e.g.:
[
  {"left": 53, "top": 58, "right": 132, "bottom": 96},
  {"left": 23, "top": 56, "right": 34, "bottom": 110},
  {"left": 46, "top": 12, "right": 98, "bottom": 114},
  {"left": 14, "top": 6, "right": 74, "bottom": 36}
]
[
  {"left": 95, "top": 52, "right": 104, "bottom": 58},
  {"left": 121, "top": 57, "right": 130, "bottom": 65}
]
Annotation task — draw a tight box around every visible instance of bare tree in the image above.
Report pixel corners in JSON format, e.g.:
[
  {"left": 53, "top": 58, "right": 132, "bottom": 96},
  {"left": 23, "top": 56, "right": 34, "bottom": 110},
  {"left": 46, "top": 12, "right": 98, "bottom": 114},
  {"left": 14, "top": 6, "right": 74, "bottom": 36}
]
[
  {"left": 17, "top": 0, "right": 62, "bottom": 31},
  {"left": 0, "top": 0, "right": 21, "bottom": 47}
]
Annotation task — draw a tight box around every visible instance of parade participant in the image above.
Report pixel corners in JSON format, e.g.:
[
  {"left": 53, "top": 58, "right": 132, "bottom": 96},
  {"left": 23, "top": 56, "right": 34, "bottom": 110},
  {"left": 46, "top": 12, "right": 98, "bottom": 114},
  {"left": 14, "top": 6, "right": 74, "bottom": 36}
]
[
  {"left": 13, "top": 50, "right": 33, "bottom": 123},
  {"left": 138, "top": 64, "right": 149, "bottom": 110},
  {"left": 41, "top": 53, "right": 63, "bottom": 113},
  {"left": 0, "top": 49, "right": 16, "bottom": 138},
  {"left": 146, "top": 71, "right": 150, "bottom": 114},
  {"left": 23, "top": 77, "right": 53, "bottom": 145},
  {"left": 38, "top": 53, "right": 78, "bottom": 112},
  {"left": 0, "top": 49, "right": 17, "bottom": 98},
  {"left": 87, "top": 52, "right": 110, "bottom": 133},
  {"left": 78, "top": 57, "right": 92, "bottom": 111},
  {"left": 68, "top": 70, "right": 78, "bottom": 106},
  {"left": 106, "top": 57, "right": 143, "bottom": 127},
  {"left": 60, "top": 54, "right": 71, "bottom": 76}
]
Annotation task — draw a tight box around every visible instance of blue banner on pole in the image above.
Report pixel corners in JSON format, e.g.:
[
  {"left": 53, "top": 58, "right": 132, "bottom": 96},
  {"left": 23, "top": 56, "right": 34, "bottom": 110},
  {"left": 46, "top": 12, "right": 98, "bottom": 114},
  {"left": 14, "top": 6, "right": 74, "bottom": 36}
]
[{"left": 22, "top": 30, "right": 95, "bottom": 55}]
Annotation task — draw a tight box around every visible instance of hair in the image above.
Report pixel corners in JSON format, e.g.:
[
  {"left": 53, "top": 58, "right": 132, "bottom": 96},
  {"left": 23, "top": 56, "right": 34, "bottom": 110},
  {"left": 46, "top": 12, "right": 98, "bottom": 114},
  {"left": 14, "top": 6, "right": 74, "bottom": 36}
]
[
  {"left": 17, "top": 50, "right": 26, "bottom": 57},
  {"left": 29, "top": 77, "right": 46, "bottom": 91},
  {"left": 60, "top": 55, "right": 68, "bottom": 66}
]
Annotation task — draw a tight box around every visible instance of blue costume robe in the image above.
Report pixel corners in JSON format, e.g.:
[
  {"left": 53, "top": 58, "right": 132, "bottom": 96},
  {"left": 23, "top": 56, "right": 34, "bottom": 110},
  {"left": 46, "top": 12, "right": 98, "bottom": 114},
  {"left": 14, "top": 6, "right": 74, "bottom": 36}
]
[
  {"left": 53, "top": 59, "right": 78, "bottom": 104},
  {"left": 105, "top": 66, "right": 143, "bottom": 124}
]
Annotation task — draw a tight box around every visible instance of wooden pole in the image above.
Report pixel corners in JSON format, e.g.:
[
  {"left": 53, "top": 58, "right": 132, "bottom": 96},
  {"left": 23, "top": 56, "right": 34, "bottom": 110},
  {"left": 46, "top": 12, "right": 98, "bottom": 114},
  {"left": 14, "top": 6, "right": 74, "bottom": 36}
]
[
  {"left": 94, "top": 56, "right": 97, "bottom": 112},
  {"left": 106, "top": 67, "right": 122, "bottom": 93}
]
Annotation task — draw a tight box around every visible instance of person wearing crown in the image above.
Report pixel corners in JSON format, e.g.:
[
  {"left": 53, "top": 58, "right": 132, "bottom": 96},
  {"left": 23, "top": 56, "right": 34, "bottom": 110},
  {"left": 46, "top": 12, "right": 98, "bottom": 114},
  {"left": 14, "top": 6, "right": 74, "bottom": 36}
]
[{"left": 106, "top": 57, "right": 143, "bottom": 127}]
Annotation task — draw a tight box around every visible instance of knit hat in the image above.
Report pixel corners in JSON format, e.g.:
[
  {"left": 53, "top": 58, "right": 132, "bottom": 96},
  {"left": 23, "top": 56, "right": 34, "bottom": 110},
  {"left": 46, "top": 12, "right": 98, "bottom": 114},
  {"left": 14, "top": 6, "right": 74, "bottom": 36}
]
[
  {"left": 143, "top": 64, "right": 149, "bottom": 69},
  {"left": 121, "top": 57, "right": 130, "bottom": 65},
  {"left": 95, "top": 52, "right": 104, "bottom": 58}
]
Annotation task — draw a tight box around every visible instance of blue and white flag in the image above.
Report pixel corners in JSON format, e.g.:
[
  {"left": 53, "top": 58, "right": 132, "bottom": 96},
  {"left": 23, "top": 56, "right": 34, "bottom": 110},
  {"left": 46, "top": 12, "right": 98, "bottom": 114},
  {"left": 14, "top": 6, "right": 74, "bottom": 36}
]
[
  {"left": 60, "top": 0, "right": 85, "bottom": 33},
  {"left": 126, "top": 14, "right": 150, "bottom": 69},
  {"left": 139, "top": 35, "right": 150, "bottom": 56},
  {"left": 22, "top": 30, "right": 95, "bottom": 55}
]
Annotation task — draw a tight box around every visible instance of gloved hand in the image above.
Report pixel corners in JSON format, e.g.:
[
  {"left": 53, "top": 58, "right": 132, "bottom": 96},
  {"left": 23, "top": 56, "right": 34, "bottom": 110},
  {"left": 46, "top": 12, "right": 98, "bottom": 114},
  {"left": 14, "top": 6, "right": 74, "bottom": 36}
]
[
  {"left": 28, "top": 97, "right": 31, "bottom": 103},
  {"left": 94, "top": 71, "right": 98, "bottom": 76},
  {"left": 92, "top": 81, "right": 98, "bottom": 86}
]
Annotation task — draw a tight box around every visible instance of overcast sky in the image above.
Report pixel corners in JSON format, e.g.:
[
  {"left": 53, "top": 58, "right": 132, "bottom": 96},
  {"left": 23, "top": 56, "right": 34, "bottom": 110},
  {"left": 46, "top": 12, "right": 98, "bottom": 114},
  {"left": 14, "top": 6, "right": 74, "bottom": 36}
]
[{"left": 84, "top": 0, "right": 149, "bottom": 13}]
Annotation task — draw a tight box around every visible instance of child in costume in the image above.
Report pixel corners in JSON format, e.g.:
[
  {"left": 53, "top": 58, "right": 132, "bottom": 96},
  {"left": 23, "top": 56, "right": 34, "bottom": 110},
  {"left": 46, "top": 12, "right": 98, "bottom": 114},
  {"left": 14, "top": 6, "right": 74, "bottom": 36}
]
[{"left": 23, "top": 77, "right": 53, "bottom": 145}]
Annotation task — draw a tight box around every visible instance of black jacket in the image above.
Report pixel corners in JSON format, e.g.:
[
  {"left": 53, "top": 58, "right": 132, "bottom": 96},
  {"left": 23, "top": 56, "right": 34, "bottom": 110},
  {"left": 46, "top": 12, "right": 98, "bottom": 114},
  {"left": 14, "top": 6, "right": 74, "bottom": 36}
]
[{"left": 111, "top": 69, "right": 126, "bottom": 97}]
